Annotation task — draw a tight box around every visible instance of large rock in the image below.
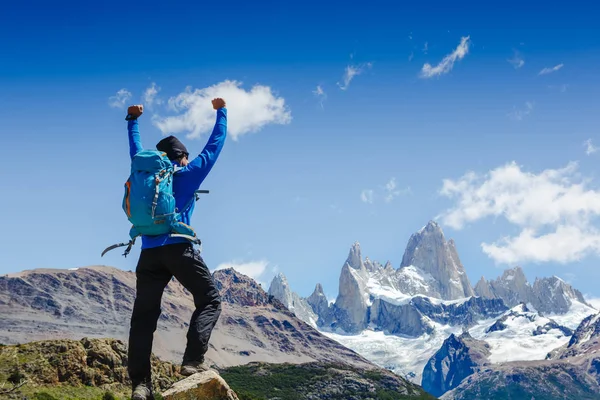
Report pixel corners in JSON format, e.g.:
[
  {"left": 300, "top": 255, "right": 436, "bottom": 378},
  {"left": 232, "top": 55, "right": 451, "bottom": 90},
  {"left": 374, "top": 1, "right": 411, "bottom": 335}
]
[
  {"left": 162, "top": 371, "right": 238, "bottom": 400},
  {"left": 400, "top": 221, "right": 474, "bottom": 300}
]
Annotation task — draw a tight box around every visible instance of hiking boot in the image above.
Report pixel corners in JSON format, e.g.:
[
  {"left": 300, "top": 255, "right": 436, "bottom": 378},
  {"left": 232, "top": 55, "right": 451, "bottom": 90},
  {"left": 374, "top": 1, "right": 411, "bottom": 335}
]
[
  {"left": 131, "top": 383, "right": 154, "bottom": 400},
  {"left": 181, "top": 360, "right": 210, "bottom": 376}
]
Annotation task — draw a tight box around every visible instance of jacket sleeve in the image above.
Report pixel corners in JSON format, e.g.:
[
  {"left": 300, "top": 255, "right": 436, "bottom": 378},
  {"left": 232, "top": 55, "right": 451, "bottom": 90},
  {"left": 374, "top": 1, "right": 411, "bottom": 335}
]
[
  {"left": 128, "top": 118, "right": 143, "bottom": 160},
  {"left": 184, "top": 108, "right": 228, "bottom": 186}
]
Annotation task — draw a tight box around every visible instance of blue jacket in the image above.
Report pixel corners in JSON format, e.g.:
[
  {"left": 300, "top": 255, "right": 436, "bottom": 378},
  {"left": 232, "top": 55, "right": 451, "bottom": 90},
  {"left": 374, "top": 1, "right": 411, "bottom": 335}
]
[{"left": 127, "top": 108, "right": 227, "bottom": 249}]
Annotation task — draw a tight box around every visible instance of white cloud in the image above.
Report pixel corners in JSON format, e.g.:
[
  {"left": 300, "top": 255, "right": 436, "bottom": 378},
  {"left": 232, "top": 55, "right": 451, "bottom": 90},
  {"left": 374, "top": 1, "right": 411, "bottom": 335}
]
[
  {"left": 361, "top": 189, "right": 374, "bottom": 204},
  {"left": 438, "top": 161, "right": 600, "bottom": 265},
  {"left": 508, "top": 101, "right": 534, "bottom": 121},
  {"left": 337, "top": 63, "right": 372, "bottom": 90},
  {"left": 408, "top": 52, "right": 414, "bottom": 62},
  {"left": 152, "top": 80, "right": 291, "bottom": 141},
  {"left": 585, "top": 139, "right": 598, "bottom": 155},
  {"left": 384, "top": 177, "right": 411, "bottom": 203},
  {"left": 143, "top": 82, "right": 162, "bottom": 107},
  {"left": 108, "top": 89, "right": 132, "bottom": 109},
  {"left": 420, "top": 36, "right": 470, "bottom": 78},
  {"left": 423, "top": 42, "right": 429, "bottom": 54},
  {"left": 507, "top": 50, "right": 525, "bottom": 69},
  {"left": 215, "top": 260, "right": 270, "bottom": 286},
  {"left": 313, "top": 85, "right": 326, "bottom": 109},
  {"left": 539, "top": 63, "right": 564, "bottom": 75}
]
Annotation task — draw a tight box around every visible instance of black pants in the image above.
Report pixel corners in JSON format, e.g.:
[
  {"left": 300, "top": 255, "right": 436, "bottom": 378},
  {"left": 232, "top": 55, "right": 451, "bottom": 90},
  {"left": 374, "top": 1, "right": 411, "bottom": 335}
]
[{"left": 127, "top": 243, "right": 221, "bottom": 387}]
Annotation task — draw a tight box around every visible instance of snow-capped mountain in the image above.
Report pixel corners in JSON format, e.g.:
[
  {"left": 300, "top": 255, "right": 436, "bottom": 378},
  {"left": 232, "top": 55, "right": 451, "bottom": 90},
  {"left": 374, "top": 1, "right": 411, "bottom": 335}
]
[
  {"left": 267, "top": 220, "right": 598, "bottom": 392},
  {"left": 474, "top": 266, "right": 589, "bottom": 314},
  {"left": 400, "top": 221, "right": 474, "bottom": 300},
  {"left": 268, "top": 273, "right": 319, "bottom": 328}
]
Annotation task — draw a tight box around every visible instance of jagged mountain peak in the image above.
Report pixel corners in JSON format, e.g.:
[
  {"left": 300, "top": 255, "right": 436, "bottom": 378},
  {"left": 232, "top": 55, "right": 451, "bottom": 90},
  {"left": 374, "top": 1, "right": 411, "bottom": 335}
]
[
  {"left": 346, "top": 242, "right": 363, "bottom": 270},
  {"left": 400, "top": 222, "right": 474, "bottom": 300},
  {"left": 419, "top": 220, "right": 443, "bottom": 234}
]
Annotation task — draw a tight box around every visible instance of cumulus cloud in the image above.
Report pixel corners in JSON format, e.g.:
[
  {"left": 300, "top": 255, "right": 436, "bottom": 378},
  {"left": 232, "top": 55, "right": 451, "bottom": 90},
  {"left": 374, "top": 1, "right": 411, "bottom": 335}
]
[
  {"left": 438, "top": 161, "right": 600, "bottom": 265},
  {"left": 337, "top": 63, "right": 372, "bottom": 90},
  {"left": 420, "top": 36, "right": 470, "bottom": 78},
  {"left": 539, "top": 64, "right": 564, "bottom": 75},
  {"left": 585, "top": 139, "right": 598, "bottom": 155},
  {"left": 143, "top": 82, "right": 162, "bottom": 107},
  {"left": 508, "top": 101, "right": 534, "bottom": 121},
  {"left": 108, "top": 89, "right": 132, "bottom": 109},
  {"left": 152, "top": 80, "right": 291, "bottom": 141}
]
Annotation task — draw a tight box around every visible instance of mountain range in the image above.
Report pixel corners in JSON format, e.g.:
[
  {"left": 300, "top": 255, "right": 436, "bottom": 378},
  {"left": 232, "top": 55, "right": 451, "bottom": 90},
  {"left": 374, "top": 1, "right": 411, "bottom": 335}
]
[{"left": 267, "top": 220, "right": 598, "bottom": 397}]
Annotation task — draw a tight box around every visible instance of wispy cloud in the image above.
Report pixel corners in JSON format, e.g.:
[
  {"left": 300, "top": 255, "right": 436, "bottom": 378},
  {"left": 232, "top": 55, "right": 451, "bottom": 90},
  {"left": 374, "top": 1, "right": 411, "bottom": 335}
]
[
  {"left": 438, "top": 161, "right": 600, "bottom": 265},
  {"left": 423, "top": 42, "right": 429, "bottom": 54},
  {"left": 361, "top": 190, "right": 374, "bottom": 204},
  {"left": 152, "top": 80, "right": 291, "bottom": 141},
  {"left": 384, "top": 178, "right": 411, "bottom": 203},
  {"left": 508, "top": 101, "right": 534, "bottom": 121},
  {"left": 539, "top": 63, "right": 564, "bottom": 75},
  {"left": 337, "top": 62, "right": 372, "bottom": 90},
  {"left": 420, "top": 36, "right": 471, "bottom": 78},
  {"left": 313, "top": 85, "right": 327, "bottom": 109},
  {"left": 362, "top": 178, "right": 410, "bottom": 204},
  {"left": 507, "top": 50, "right": 525, "bottom": 69},
  {"left": 585, "top": 139, "right": 598, "bottom": 155},
  {"left": 142, "top": 82, "right": 162, "bottom": 108},
  {"left": 408, "top": 52, "right": 414, "bottom": 62},
  {"left": 108, "top": 89, "right": 132, "bottom": 109}
]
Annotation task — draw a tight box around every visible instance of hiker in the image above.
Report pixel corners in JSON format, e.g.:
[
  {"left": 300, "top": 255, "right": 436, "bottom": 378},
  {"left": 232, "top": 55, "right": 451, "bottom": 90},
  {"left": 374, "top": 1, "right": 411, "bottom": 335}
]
[{"left": 125, "top": 98, "right": 227, "bottom": 400}]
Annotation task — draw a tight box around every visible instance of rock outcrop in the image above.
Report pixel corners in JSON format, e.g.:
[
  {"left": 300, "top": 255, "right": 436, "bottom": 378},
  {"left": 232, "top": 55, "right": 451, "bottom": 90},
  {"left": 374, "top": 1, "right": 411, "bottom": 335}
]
[
  {"left": 162, "top": 371, "right": 239, "bottom": 400},
  {"left": 0, "top": 337, "right": 179, "bottom": 397},
  {"left": 400, "top": 221, "right": 474, "bottom": 300},
  {"left": 422, "top": 332, "right": 490, "bottom": 397}
]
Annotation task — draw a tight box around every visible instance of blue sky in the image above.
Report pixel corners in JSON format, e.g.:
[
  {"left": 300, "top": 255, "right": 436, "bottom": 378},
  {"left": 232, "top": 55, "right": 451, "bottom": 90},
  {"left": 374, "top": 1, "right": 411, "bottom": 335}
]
[{"left": 2, "top": 1, "right": 600, "bottom": 301}]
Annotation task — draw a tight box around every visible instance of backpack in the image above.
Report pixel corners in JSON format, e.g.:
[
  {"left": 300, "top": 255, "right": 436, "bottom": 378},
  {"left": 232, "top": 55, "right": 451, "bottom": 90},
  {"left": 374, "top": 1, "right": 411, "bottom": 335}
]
[{"left": 101, "top": 149, "right": 207, "bottom": 257}]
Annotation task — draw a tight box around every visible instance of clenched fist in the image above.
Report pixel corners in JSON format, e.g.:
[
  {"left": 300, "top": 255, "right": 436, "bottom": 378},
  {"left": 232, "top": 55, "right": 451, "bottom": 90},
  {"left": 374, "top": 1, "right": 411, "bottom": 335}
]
[
  {"left": 211, "top": 98, "right": 226, "bottom": 110},
  {"left": 127, "top": 105, "right": 144, "bottom": 118}
]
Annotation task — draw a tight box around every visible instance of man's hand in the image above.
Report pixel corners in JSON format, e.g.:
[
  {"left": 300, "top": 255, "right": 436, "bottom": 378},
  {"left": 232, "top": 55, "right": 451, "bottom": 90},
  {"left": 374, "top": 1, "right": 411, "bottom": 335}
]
[
  {"left": 127, "top": 105, "right": 144, "bottom": 118},
  {"left": 212, "top": 98, "right": 226, "bottom": 110}
]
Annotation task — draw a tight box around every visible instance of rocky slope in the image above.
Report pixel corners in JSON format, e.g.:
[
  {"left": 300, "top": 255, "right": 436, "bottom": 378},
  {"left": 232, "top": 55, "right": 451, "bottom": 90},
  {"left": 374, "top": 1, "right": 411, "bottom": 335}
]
[
  {"left": 0, "top": 266, "right": 374, "bottom": 371},
  {"left": 0, "top": 337, "right": 431, "bottom": 400},
  {"left": 422, "top": 332, "right": 490, "bottom": 398},
  {"left": 220, "top": 362, "right": 436, "bottom": 400},
  {"left": 0, "top": 337, "right": 180, "bottom": 399},
  {"left": 441, "top": 311, "right": 600, "bottom": 400},
  {"left": 422, "top": 303, "right": 576, "bottom": 397}
]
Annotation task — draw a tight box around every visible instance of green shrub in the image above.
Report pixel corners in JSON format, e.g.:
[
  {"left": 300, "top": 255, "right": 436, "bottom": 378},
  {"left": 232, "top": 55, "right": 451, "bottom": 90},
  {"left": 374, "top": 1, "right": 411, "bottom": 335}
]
[
  {"left": 102, "top": 391, "right": 117, "bottom": 400},
  {"left": 8, "top": 365, "right": 26, "bottom": 384}
]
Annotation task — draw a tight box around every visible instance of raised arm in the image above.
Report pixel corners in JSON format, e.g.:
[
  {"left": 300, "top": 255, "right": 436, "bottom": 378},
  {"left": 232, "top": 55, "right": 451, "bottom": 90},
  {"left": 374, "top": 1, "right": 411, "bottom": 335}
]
[
  {"left": 126, "top": 105, "right": 144, "bottom": 160},
  {"left": 185, "top": 99, "right": 228, "bottom": 185}
]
